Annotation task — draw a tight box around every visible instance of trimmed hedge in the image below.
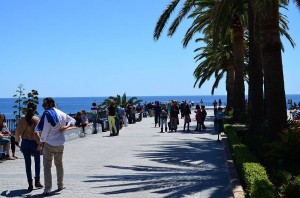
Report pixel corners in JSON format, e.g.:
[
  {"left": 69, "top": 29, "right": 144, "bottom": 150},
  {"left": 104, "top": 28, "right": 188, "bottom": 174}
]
[{"left": 224, "top": 124, "right": 277, "bottom": 198}]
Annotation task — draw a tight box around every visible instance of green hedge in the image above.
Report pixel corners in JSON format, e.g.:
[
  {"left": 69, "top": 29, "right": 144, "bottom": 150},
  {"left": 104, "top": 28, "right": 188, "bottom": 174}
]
[{"left": 224, "top": 125, "right": 277, "bottom": 198}]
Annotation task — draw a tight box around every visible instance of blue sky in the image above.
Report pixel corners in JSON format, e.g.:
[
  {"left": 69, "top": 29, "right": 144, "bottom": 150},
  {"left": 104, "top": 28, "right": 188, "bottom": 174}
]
[{"left": 0, "top": 1, "right": 299, "bottom": 98}]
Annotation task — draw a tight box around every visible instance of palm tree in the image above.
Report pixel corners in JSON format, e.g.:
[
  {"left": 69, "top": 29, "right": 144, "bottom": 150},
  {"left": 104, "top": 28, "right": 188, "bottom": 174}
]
[
  {"left": 254, "top": 0, "right": 292, "bottom": 139},
  {"left": 247, "top": 0, "right": 264, "bottom": 132},
  {"left": 154, "top": 0, "right": 247, "bottom": 121},
  {"left": 100, "top": 93, "right": 143, "bottom": 108},
  {"left": 193, "top": 33, "right": 235, "bottom": 110},
  {"left": 154, "top": 0, "right": 297, "bottom": 130}
]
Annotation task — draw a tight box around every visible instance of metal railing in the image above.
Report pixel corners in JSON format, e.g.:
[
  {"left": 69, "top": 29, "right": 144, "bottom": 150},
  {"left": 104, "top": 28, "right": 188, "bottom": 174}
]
[{"left": 6, "top": 119, "right": 17, "bottom": 133}]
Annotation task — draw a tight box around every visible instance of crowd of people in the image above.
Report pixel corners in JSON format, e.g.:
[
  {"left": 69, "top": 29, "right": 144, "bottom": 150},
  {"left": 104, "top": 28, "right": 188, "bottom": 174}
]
[
  {"left": 0, "top": 97, "right": 225, "bottom": 195},
  {"left": 149, "top": 100, "right": 210, "bottom": 133}
]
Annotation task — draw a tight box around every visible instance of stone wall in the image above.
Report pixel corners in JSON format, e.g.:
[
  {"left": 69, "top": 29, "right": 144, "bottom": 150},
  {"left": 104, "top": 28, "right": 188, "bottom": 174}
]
[{"left": 64, "top": 123, "right": 102, "bottom": 141}]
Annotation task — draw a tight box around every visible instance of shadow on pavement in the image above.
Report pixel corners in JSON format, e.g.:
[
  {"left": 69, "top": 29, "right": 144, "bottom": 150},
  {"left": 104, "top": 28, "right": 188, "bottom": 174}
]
[
  {"left": 1, "top": 189, "right": 43, "bottom": 198},
  {"left": 83, "top": 135, "right": 232, "bottom": 198}
]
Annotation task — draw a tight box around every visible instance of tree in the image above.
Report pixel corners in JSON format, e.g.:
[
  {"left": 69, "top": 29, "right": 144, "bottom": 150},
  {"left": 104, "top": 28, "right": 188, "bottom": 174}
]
[
  {"left": 193, "top": 34, "right": 235, "bottom": 110},
  {"left": 24, "top": 89, "right": 40, "bottom": 115},
  {"left": 154, "top": 0, "right": 247, "bottom": 121},
  {"left": 100, "top": 93, "right": 143, "bottom": 108},
  {"left": 247, "top": 0, "right": 264, "bottom": 132},
  {"left": 12, "top": 84, "right": 27, "bottom": 121},
  {"left": 256, "top": 0, "right": 287, "bottom": 139},
  {"left": 13, "top": 85, "right": 40, "bottom": 121}
]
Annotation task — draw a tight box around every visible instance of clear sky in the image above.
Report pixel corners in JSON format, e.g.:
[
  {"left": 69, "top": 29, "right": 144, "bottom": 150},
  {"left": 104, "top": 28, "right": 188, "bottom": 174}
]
[{"left": 0, "top": 1, "right": 299, "bottom": 98}]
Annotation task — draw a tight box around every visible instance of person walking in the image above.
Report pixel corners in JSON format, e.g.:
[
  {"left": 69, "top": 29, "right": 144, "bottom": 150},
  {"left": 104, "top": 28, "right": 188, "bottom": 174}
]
[
  {"left": 170, "top": 101, "right": 179, "bottom": 132},
  {"left": 15, "top": 101, "right": 43, "bottom": 191},
  {"left": 107, "top": 102, "right": 118, "bottom": 136},
  {"left": 195, "top": 104, "right": 201, "bottom": 131},
  {"left": 200, "top": 99, "right": 204, "bottom": 107},
  {"left": 90, "top": 102, "right": 99, "bottom": 134},
  {"left": 183, "top": 103, "right": 191, "bottom": 132},
  {"left": 36, "top": 97, "right": 75, "bottom": 196},
  {"left": 218, "top": 99, "right": 222, "bottom": 107},
  {"left": 154, "top": 101, "right": 161, "bottom": 127},
  {"left": 200, "top": 105, "right": 207, "bottom": 131},
  {"left": 160, "top": 104, "right": 168, "bottom": 132},
  {"left": 119, "top": 104, "right": 127, "bottom": 127}
]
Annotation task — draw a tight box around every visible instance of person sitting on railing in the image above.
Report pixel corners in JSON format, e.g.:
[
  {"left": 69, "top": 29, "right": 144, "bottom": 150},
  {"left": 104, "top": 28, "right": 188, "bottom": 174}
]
[
  {"left": 0, "top": 113, "right": 15, "bottom": 160},
  {"left": 74, "top": 112, "right": 82, "bottom": 128}
]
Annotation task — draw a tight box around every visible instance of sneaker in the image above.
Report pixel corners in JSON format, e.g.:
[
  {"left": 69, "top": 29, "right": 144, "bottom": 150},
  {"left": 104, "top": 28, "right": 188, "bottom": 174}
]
[{"left": 42, "top": 188, "right": 51, "bottom": 196}]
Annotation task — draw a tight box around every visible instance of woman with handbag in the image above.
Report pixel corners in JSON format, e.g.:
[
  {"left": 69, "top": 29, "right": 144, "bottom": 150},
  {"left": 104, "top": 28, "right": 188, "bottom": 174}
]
[{"left": 15, "top": 101, "right": 43, "bottom": 191}]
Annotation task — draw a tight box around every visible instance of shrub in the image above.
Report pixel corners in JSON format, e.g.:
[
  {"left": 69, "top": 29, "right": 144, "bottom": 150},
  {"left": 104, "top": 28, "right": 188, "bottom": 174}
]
[
  {"left": 225, "top": 126, "right": 278, "bottom": 198},
  {"left": 279, "top": 175, "right": 300, "bottom": 197},
  {"left": 243, "top": 163, "right": 276, "bottom": 198},
  {"left": 265, "top": 128, "right": 300, "bottom": 174}
]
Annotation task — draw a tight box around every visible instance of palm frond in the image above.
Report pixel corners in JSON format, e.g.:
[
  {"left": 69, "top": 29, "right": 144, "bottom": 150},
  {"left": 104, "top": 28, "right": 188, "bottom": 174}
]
[
  {"left": 168, "top": 0, "right": 196, "bottom": 36},
  {"left": 154, "top": 0, "right": 181, "bottom": 40}
]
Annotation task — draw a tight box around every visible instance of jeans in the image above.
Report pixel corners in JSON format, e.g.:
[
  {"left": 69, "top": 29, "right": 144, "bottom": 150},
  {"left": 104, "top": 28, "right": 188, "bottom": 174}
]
[
  {"left": 92, "top": 116, "right": 98, "bottom": 133},
  {"left": 122, "top": 115, "right": 127, "bottom": 127},
  {"left": 154, "top": 114, "right": 160, "bottom": 126},
  {"left": 21, "top": 139, "right": 41, "bottom": 181},
  {"left": 160, "top": 118, "right": 167, "bottom": 128},
  {"left": 43, "top": 143, "right": 64, "bottom": 190}
]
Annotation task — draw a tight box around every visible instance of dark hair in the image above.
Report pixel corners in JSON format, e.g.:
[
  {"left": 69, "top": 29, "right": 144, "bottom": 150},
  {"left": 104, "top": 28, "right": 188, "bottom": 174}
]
[
  {"left": 196, "top": 104, "right": 200, "bottom": 109},
  {"left": 0, "top": 114, "right": 6, "bottom": 122},
  {"left": 43, "top": 97, "right": 56, "bottom": 108},
  {"left": 26, "top": 101, "right": 37, "bottom": 126},
  {"left": 92, "top": 102, "right": 96, "bottom": 106}
]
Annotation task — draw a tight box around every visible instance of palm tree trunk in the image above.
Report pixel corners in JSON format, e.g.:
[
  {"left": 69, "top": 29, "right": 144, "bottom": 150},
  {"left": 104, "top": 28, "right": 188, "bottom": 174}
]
[
  {"left": 232, "top": 16, "right": 246, "bottom": 121},
  {"left": 259, "top": 1, "right": 287, "bottom": 139},
  {"left": 247, "top": 0, "right": 264, "bottom": 133},
  {"left": 226, "top": 65, "right": 235, "bottom": 111}
]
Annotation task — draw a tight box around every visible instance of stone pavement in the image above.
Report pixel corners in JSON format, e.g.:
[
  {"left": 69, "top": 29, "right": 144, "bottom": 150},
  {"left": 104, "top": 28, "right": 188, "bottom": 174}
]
[{"left": 0, "top": 109, "right": 237, "bottom": 198}]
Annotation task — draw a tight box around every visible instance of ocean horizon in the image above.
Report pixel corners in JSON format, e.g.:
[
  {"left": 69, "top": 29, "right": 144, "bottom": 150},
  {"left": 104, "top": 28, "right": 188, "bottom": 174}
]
[{"left": 1, "top": 94, "right": 300, "bottom": 119}]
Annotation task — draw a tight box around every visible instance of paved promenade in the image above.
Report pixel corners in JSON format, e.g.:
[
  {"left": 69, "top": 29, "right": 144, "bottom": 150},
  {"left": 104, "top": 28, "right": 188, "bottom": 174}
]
[{"left": 0, "top": 110, "right": 234, "bottom": 198}]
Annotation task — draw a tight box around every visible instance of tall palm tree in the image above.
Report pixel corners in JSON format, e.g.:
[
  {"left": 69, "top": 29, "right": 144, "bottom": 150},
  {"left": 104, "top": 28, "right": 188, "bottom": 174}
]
[
  {"left": 255, "top": 0, "right": 287, "bottom": 138},
  {"left": 154, "top": 0, "right": 247, "bottom": 121},
  {"left": 247, "top": 0, "right": 264, "bottom": 132},
  {"left": 179, "top": 1, "right": 249, "bottom": 119},
  {"left": 193, "top": 33, "right": 235, "bottom": 110}
]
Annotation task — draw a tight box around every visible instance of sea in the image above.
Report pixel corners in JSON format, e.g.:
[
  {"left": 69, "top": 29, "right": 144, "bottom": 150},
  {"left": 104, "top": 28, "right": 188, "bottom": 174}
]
[{"left": 1, "top": 95, "right": 300, "bottom": 119}]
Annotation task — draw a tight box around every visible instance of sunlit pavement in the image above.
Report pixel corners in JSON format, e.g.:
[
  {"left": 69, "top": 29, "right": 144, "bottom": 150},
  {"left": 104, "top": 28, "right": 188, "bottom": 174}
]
[{"left": 0, "top": 109, "right": 234, "bottom": 198}]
